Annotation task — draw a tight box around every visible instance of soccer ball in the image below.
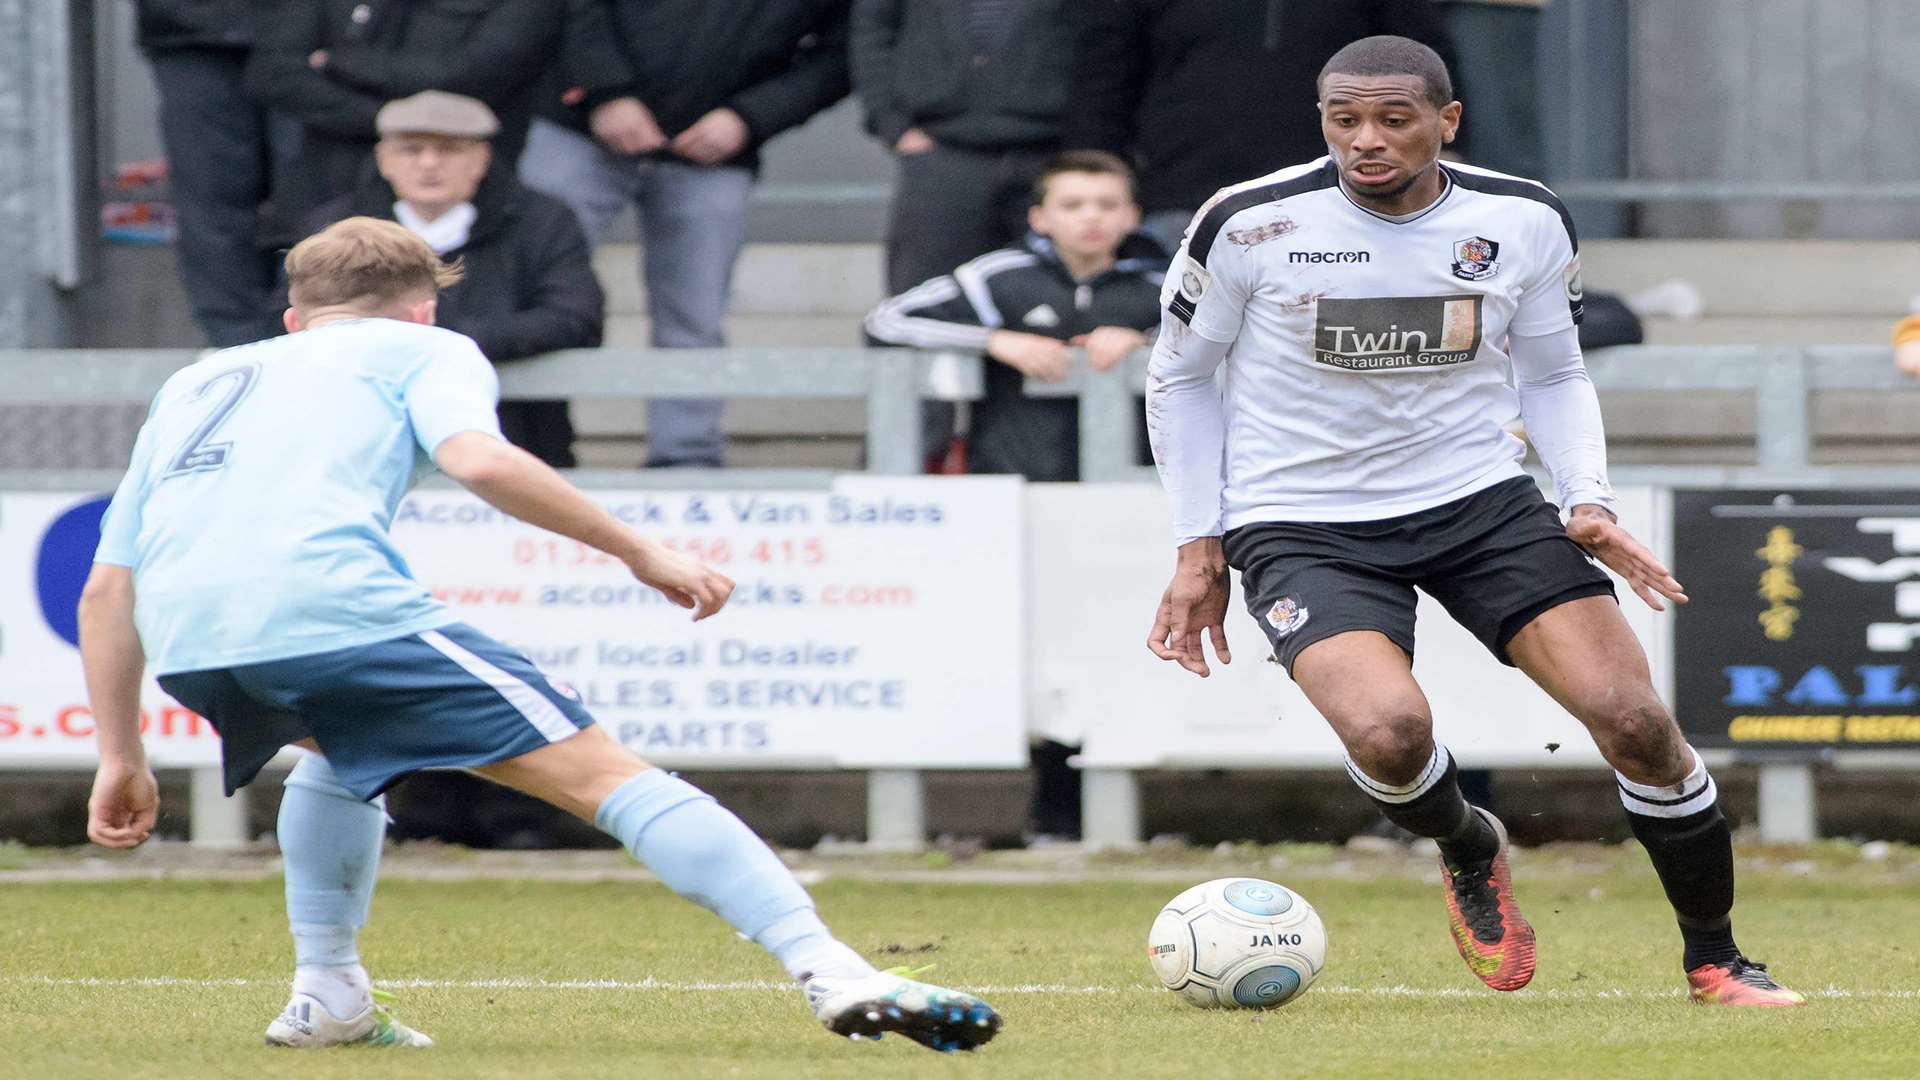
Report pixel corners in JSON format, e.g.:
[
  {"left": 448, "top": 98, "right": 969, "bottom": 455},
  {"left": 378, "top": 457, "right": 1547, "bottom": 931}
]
[{"left": 1147, "top": 877, "right": 1327, "bottom": 1009}]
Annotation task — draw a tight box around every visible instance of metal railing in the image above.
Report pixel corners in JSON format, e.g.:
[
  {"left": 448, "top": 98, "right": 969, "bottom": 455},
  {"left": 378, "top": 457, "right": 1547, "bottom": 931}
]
[
  {"left": 1051, "top": 343, "right": 1920, "bottom": 847},
  {"left": 7, "top": 343, "right": 1919, "bottom": 849},
  {"left": 0, "top": 346, "right": 984, "bottom": 850}
]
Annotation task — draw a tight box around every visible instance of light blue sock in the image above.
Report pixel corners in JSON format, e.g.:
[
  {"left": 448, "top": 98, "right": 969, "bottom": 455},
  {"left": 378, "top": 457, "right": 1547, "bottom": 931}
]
[
  {"left": 596, "top": 769, "right": 872, "bottom": 982},
  {"left": 279, "top": 753, "right": 386, "bottom": 970}
]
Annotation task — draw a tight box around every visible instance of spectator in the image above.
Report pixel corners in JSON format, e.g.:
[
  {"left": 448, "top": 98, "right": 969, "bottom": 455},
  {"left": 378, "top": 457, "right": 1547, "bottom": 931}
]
[
  {"left": 134, "top": 0, "right": 287, "bottom": 346},
  {"left": 1067, "top": 0, "right": 1454, "bottom": 252},
  {"left": 1895, "top": 315, "right": 1920, "bottom": 378},
  {"left": 300, "top": 91, "right": 604, "bottom": 467},
  {"left": 521, "top": 0, "right": 852, "bottom": 468},
  {"left": 1436, "top": 0, "right": 1547, "bottom": 181},
  {"left": 851, "top": 0, "right": 1075, "bottom": 468},
  {"left": 245, "top": 0, "right": 558, "bottom": 241},
  {"left": 863, "top": 151, "right": 1162, "bottom": 482}
]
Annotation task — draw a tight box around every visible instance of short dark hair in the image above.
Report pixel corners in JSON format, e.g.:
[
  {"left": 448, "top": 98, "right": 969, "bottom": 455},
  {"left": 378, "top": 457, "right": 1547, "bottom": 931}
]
[
  {"left": 1317, "top": 35, "right": 1453, "bottom": 109},
  {"left": 1032, "top": 149, "right": 1136, "bottom": 205}
]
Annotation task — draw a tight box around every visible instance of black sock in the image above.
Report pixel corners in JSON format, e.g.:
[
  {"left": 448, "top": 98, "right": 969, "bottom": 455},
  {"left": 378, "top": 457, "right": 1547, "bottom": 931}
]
[
  {"left": 1617, "top": 760, "right": 1741, "bottom": 970},
  {"left": 1345, "top": 744, "right": 1498, "bottom": 868}
]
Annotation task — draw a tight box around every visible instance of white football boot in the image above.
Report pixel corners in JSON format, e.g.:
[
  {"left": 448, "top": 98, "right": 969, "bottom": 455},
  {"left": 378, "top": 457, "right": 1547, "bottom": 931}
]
[
  {"left": 804, "top": 966, "right": 1001, "bottom": 1053},
  {"left": 264, "top": 988, "right": 434, "bottom": 1048}
]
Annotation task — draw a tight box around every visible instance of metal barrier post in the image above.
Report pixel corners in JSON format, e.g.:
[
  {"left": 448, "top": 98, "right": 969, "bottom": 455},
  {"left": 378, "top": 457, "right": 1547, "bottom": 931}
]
[
  {"left": 189, "top": 766, "right": 248, "bottom": 848},
  {"left": 1755, "top": 348, "right": 1813, "bottom": 470},
  {"left": 1757, "top": 763, "right": 1817, "bottom": 844},
  {"left": 865, "top": 351, "right": 923, "bottom": 476},
  {"left": 866, "top": 769, "right": 926, "bottom": 851},
  {"left": 1081, "top": 767, "right": 1143, "bottom": 850},
  {"left": 1077, "top": 357, "right": 1142, "bottom": 482},
  {"left": 864, "top": 352, "right": 926, "bottom": 845}
]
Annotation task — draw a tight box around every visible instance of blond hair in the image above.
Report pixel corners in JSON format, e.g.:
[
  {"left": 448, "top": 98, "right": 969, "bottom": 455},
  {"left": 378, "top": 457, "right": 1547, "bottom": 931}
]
[{"left": 284, "top": 216, "right": 464, "bottom": 310}]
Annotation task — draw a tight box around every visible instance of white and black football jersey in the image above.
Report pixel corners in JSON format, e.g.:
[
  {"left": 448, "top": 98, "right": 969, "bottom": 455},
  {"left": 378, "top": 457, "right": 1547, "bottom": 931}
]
[{"left": 1157, "top": 157, "right": 1587, "bottom": 530}]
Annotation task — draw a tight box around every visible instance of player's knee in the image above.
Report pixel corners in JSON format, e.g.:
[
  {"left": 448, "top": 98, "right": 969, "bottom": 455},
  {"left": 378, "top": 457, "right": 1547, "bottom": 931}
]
[
  {"left": 1346, "top": 711, "right": 1432, "bottom": 784},
  {"left": 1592, "top": 698, "right": 1679, "bottom": 762}
]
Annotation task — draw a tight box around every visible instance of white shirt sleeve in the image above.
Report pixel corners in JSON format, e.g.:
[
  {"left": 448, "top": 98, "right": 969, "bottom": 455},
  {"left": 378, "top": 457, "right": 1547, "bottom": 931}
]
[
  {"left": 1509, "top": 203, "right": 1583, "bottom": 337},
  {"left": 1510, "top": 324, "right": 1615, "bottom": 514},
  {"left": 1149, "top": 215, "right": 1252, "bottom": 544},
  {"left": 405, "top": 332, "right": 505, "bottom": 457}
]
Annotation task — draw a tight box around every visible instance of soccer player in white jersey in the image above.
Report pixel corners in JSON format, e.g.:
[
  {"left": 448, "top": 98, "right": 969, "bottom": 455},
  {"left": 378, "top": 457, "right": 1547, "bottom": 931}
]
[
  {"left": 1145, "top": 36, "right": 1803, "bottom": 1007},
  {"left": 78, "top": 217, "right": 1003, "bottom": 1051}
]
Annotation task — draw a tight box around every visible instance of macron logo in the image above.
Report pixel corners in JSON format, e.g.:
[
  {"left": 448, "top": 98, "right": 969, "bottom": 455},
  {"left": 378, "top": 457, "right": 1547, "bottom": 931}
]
[{"left": 1290, "top": 250, "right": 1371, "bottom": 264}]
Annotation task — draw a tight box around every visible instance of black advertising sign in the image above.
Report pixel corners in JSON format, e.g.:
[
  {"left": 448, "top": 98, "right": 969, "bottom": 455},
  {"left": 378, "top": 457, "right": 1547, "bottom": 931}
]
[{"left": 1673, "top": 489, "right": 1920, "bottom": 750}]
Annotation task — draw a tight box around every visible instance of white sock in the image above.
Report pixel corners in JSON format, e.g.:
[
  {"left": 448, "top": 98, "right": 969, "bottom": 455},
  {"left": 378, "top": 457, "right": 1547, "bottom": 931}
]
[{"left": 293, "top": 962, "right": 371, "bottom": 1020}]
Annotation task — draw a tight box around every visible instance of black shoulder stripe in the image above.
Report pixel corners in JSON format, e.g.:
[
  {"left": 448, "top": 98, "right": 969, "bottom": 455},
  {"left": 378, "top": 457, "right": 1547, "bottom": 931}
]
[
  {"left": 1187, "top": 160, "right": 1339, "bottom": 268},
  {"left": 1443, "top": 166, "right": 1580, "bottom": 253}
]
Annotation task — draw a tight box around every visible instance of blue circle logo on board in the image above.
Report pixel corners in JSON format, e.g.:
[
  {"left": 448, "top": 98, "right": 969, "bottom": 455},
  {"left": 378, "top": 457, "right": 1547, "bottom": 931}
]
[{"left": 34, "top": 496, "right": 112, "bottom": 648}]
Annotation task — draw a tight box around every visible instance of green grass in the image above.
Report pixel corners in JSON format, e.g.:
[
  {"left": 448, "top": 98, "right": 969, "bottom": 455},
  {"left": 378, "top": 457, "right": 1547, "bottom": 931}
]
[{"left": 2, "top": 850, "right": 1916, "bottom": 1078}]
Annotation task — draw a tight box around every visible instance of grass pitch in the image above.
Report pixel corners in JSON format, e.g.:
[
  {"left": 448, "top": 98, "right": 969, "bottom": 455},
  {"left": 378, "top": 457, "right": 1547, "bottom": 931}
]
[{"left": 3, "top": 843, "right": 1916, "bottom": 1079}]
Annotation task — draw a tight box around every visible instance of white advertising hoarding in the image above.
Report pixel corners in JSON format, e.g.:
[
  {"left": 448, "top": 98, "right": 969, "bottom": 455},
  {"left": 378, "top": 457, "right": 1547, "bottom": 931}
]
[
  {"left": 0, "top": 477, "right": 1027, "bottom": 770},
  {"left": 1031, "top": 483, "right": 1670, "bottom": 769},
  {"left": 0, "top": 492, "right": 220, "bottom": 767}
]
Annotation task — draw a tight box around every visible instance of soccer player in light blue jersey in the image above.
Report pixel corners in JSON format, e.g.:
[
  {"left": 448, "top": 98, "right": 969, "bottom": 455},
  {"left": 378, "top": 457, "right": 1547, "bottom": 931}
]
[{"left": 78, "top": 217, "right": 1002, "bottom": 1053}]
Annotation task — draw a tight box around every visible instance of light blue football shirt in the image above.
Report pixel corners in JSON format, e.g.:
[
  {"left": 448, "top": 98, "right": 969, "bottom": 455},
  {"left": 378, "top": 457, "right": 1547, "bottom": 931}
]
[{"left": 94, "top": 318, "right": 505, "bottom": 675}]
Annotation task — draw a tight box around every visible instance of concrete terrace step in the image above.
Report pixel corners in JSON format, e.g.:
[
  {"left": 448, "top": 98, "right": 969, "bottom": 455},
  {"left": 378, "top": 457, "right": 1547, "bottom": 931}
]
[
  {"left": 596, "top": 240, "right": 1915, "bottom": 323},
  {"left": 1580, "top": 240, "right": 1918, "bottom": 318},
  {"left": 1637, "top": 315, "right": 1895, "bottom": 346},
  {"left": 594, "top": 244, "right": 884, "bottom": 318}
]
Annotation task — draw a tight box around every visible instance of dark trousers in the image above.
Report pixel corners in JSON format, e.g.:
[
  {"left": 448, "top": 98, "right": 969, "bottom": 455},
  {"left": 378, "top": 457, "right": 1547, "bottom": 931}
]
[
  {"left": 498, "top": 400, "right": 577, "bottom": 468},
  {"left": 147, "top": 48, "right": 287, "bottom": 347},
  {"left": 886, "top": 143, "right": 1052, "bottom": 458}
]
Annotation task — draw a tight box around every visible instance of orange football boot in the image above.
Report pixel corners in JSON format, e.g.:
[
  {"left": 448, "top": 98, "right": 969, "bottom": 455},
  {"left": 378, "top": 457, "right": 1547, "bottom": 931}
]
[
  {"left": 1439, "top": 807, "right": 1536, "bottom": 991},
  {"left": 1687, "top": 957, "right": 1806, "bottom": 1007}
]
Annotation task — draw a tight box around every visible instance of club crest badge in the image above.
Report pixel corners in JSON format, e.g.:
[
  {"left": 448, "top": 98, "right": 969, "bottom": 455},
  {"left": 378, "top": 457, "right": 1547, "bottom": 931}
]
[
  {"left": 1180, "top": 255, "right": 1211, "bottom": 301},
  {"left": 1265, "top": 595, "right": 1310, "bottom": 637},
  {"left": 1451, "top": 235, "right": 1500, "bottom": 281}
]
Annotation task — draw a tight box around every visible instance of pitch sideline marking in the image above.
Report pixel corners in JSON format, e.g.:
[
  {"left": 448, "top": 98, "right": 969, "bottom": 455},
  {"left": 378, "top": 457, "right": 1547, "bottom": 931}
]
[{"left": 5, "top": 976, "right": 1913, "bottom": 1001}]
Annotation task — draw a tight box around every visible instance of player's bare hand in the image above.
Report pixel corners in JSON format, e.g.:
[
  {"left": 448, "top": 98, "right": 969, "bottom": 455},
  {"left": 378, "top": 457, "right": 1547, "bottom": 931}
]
[
  {"left": 1076, "top": 326, "right": 1148, "bottom": 372},
  {"left": 629, "top": 542, "right": 735, "bottom": 621},
  {"left": 307, "top": 49, "right": 329, "bottom": 70},
  {"left": 1565, "top": 505, "right": 1688, "bottom": 611},
  {"left": 1147, "top": 539, "right": 1233, "bottom": 677},
  {"left": 591, "top": 96, "right": 668, "bottom": 155},
  {"left": 87, "top": 760, "right": 158, "bottom": 849},
  {"left": 671, "top": 107, "right": 750, "bottom": 165},
  {"left": 989, "top": 330, "right": 1073, "bottom": 382},
  {"left": 894, "top": 127, "right": 935, "bottom": 155}
]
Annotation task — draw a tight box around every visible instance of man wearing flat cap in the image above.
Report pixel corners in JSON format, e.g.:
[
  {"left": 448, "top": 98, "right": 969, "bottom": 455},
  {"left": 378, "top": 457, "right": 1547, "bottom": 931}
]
[
  {"left": 300, "top": 91, "right": 604, "bottom": 468},
  {"left": 290, "top": 96, "right": 603, "bottom": 851}
]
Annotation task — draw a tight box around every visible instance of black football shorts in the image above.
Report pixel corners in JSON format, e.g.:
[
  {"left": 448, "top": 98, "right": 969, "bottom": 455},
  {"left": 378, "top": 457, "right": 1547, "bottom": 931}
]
[{"left": 1223, "top": 477, "right": 1615, "bottom": 673}]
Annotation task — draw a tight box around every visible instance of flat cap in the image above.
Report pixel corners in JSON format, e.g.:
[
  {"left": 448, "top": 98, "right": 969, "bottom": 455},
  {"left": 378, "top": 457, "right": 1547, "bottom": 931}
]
[{"left": 376, "top": 90, "right": 499, "bottom": 139}]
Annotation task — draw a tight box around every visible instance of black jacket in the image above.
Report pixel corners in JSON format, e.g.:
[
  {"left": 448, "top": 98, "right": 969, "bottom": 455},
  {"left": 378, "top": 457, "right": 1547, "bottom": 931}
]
[
  {"left": 864, "top": 231, "right": 1167, "bottom": 480},
  {"left": 303, "top": 164, "right": 605, "bottom": 465},
  {"left": 134, "top": 0, "right": 254, "bottom": 51},
  {"left": 549, "top": 0, "right": 851, "bottom": 166},
  {"left": 850, "top": 0, "right": 1071, "bottom": 150},
  {"left": 247, "top": 0, "right": 559, "bottom": 228},
  {"left": 1067, "top": 0, "right": 1456, "bottom": 214}
]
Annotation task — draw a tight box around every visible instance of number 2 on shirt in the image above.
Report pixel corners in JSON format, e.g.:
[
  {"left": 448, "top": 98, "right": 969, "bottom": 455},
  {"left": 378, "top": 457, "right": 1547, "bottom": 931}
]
[{"left": 165, "top": 363, "right": 260, "bottom": 477}]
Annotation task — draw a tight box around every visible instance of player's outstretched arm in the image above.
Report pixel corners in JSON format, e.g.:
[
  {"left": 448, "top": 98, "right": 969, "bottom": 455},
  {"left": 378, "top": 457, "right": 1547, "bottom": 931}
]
[
  {"left": 1146, "top": 537, "right": 1233, "bottom": 677},
  {"left": 1564, "top": 504, "right": 1688, "bottom": 611},
  {"left": 77, "top": 564, "right": 158, "bottom": 849},
  {"left": 434, "top": 432, "right": 735, "bottom": 620}
]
